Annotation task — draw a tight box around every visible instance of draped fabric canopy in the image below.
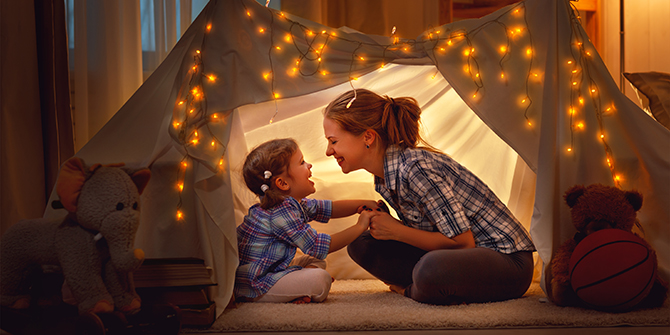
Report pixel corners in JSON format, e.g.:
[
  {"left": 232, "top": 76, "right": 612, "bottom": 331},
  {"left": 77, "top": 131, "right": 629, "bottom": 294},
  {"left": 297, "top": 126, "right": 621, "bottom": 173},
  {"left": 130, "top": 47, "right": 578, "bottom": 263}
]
[{"left": 45, "top": 0, "right": 669, "bottom": 316}]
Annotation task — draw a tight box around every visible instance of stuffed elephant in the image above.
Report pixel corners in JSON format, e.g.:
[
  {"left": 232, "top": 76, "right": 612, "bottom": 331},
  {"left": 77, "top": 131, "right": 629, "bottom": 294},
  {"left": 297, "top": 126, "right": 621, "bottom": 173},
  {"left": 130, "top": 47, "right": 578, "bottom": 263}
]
[{"left": 1, "top": 157, "right": 151, "bottom": 315}]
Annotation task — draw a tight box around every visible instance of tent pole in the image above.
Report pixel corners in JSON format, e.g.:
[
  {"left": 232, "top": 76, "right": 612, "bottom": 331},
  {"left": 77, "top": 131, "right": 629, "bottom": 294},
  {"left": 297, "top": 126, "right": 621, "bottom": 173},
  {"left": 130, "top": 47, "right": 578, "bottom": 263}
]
[{"left": 619, "top": 0, "right": 625, "bottom": 94}]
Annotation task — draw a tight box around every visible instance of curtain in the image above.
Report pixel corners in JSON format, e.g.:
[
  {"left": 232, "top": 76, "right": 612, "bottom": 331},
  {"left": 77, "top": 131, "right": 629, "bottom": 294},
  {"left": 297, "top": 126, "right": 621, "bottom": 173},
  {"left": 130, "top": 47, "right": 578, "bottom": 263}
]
[
  {"left": 0, "top": 0, "right": 74, "bottom": 235},
  {"left": 69, "top": 0, "right": 200, "bottom": 152}
]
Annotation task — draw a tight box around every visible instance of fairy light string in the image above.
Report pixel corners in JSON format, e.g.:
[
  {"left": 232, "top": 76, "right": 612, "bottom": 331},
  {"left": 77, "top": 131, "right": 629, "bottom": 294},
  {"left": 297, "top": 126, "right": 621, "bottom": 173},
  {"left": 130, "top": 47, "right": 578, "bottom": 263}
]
[
  {"left": 566, "top": 1, "right": 621, "bottom": 187},
  {"left": 167, "top": 0, "right": 623, "bottom": 221},
  {"left": 170, "top": 11, "right": 228, "bottom": 221}
]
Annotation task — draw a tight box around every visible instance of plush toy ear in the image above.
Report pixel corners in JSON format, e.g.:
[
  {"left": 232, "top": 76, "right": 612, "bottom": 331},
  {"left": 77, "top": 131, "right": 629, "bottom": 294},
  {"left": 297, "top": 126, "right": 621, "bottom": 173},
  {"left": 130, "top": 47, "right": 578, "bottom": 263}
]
[
  {"left": 625, "top": 190, "right": 643, "bottom": 212},
  {"left": 56, "top": 157, "right": 87, "bottom": 212},
  {"left": 130, "top": 169, "right": 151, "bottom": 195},
  {"left": 564, "top": 185, "right": 586, "bottom": 208}
]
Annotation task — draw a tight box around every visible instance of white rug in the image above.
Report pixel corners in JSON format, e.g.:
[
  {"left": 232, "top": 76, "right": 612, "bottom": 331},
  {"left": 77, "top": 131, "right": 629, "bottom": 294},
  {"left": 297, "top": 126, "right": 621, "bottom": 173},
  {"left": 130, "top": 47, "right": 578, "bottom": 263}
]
[{"left": 195, "top": 279, "right": 669, "bottom": 332}]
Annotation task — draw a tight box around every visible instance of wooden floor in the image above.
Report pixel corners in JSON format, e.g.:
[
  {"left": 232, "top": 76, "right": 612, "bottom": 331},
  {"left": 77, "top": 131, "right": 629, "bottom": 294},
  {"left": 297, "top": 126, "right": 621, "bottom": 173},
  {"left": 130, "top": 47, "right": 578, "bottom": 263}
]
[{"left": 180, "top": 327, "right": 669, "bottom": 335}]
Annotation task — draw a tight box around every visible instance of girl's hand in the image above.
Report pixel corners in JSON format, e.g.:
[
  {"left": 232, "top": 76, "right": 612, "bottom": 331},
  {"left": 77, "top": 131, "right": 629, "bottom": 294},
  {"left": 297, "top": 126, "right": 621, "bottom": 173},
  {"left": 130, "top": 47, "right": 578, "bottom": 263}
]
[
  {"left": 356, "top": 209, "right": 378, "bottom": 230},
  {"left": 369, "top": 212, "right": 403, "bottom": 240}
]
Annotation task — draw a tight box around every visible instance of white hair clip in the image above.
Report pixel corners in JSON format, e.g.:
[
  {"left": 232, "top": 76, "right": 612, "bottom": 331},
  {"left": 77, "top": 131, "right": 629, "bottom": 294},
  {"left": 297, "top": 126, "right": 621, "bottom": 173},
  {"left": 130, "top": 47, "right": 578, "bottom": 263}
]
[
  {"left": 264, "top": 170, "right": 272, "bottom": 179},
  {"left": 260, "top": 184, "right": 270, "bottom": 193}
]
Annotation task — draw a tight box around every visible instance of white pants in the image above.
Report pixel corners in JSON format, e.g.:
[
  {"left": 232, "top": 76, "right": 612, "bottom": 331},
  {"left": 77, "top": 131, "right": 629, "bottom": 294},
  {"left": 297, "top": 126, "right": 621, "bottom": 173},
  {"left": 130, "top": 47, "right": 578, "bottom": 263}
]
[{"left": 255, "top": 255, "right": 332, "bottom": 303}]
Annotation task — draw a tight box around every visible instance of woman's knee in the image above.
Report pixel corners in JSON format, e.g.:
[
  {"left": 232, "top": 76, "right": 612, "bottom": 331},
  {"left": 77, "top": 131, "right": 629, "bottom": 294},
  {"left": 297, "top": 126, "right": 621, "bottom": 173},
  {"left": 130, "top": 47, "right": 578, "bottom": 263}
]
[{"left": 346, "top": 232, "right": 371, "bottom": 265}]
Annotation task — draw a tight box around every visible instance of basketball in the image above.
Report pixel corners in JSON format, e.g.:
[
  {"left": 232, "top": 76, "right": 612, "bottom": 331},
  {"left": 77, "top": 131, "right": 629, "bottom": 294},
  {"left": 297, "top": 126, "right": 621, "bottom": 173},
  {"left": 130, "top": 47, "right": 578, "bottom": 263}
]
[{"left": 569, "top": 228, "right": 656, "bottom": 311}]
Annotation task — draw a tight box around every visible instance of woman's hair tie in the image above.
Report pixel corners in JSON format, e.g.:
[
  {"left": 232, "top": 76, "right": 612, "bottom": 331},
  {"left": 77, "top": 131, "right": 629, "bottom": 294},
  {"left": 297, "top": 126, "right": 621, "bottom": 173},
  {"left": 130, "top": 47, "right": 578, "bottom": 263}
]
[
  {"left": 264, "top": 170, "right": 272, "bottom": 179},
  {"left": 260, "top": 184, "right": 270, "bottom": 193}
]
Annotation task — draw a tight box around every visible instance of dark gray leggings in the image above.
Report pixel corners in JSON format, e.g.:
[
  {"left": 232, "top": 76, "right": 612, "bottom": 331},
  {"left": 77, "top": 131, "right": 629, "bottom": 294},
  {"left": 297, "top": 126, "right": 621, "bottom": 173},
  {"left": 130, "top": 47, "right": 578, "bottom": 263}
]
[{"left": 347, "top": 231, "right": 534, "bottom": 305}]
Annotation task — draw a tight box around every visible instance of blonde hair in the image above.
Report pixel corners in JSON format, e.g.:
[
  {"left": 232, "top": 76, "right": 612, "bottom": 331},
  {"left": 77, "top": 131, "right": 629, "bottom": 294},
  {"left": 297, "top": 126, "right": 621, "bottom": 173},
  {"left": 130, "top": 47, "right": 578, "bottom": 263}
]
[
  {"left": 242, "top": 138, "right": 298, "bottom": 209},
  {"left": 324, "top": 89, "right": 437, "bottom": 151}
]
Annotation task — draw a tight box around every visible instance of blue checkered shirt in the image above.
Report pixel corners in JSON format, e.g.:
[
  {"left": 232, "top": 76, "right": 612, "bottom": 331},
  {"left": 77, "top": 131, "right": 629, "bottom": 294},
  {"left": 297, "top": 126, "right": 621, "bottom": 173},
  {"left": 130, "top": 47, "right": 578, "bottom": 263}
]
[
  {"left": 234, "top": 197, "right": 332, "bottom": 299},
  {"left": 374, "top": 146, "right": 535, "bottom": 254}
]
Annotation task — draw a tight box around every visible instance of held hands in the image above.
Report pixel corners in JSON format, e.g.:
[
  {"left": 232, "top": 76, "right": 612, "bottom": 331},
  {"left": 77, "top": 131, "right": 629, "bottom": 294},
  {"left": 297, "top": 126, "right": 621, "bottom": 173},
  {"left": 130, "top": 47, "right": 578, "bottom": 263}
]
[
  {"left": 368, "top": 212, "right": 402, "bottom": 240},
  {"left": 356, "top": 209, "right": 377, "bottom": 231}
]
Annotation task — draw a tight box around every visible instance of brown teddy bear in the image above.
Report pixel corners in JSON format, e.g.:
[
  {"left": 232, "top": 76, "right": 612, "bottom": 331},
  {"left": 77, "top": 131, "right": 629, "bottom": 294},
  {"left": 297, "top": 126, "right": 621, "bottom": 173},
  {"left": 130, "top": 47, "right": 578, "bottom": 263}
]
[
  {"left": 546, "top": 183, "right": 668, "bottom": 310},
  {"left": 1, "top": 157, "right": 150, "bottom": 315}
]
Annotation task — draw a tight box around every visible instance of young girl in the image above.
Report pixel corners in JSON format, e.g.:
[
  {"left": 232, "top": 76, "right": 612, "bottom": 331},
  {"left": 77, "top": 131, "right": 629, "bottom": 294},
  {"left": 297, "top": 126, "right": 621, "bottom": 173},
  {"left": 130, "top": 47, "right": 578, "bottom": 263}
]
[
  {"left": 323, "top": 89, "right": 536, "bottom": 305},
  {"left": 235, "top": 138, "right": 379, "bottom": 304}
]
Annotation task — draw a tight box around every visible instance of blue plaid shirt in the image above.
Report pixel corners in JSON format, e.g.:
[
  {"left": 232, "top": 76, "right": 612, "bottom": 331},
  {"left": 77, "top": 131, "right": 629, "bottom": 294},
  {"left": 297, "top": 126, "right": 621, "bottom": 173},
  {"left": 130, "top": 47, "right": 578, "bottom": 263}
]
[
  {"left": 235, "top": 197, "right": 332, "bottom": 299},
  {"left": 374, "top": 146, "right": 535, "bottom": 254}
]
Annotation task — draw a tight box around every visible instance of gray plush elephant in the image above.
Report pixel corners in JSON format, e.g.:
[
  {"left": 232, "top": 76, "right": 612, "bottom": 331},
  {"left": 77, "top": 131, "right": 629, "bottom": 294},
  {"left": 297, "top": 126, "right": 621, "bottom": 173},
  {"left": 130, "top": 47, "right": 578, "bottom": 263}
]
[{"left": 1, "top": 157, "right": 151, "bottom": 315}]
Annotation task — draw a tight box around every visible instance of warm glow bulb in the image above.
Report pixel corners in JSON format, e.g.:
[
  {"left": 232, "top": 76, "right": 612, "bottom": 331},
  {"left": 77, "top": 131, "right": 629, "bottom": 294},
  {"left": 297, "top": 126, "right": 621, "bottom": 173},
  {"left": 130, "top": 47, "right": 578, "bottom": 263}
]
[
  {"left": 196, "top": 50, "right": 200, "bottom": 54},
  {"left": 259, "top": 28, "right": 265, "bottom": 33},
  {"left": 576, "top": 122, "right": 584, "bottom": 129},
  {"left": 275, "top": 46, "right": 281, "bottom": 50},
  {"left": 178, "top": 183, "right": 184, "bottom": 191},
  {"left": 246, "top": 10, "right": 251, "bottom": 16},
  {"left": 208, "top": 74, "right": 216, "bottom": 82},
  {"left": 189, "top": 109, "right": 194, "bottom": 114},
  {"left": 321, "top": 70, "right": 327, "bottom": 76},
  {"left": 211, "top": 141, "right": 215, "bottom": 147},
  {"left": 579, "top": 97, "right": 584, "bottom": 105},
  {"left": 447, "top": 39, "right": 453, "bottom": 46},
  {"left": 178, "top": 101, "right": 185, "bottom": 105},
  {"left": 567, "top": 148, "right": 572, "bottom": 152},
  {"left": 177, "top": 211, "right": 183, "bottom": 220},
  {"left": 206, "top": 24, "right": 212, "bottom": 32},
  {"left": 526, "top": 48, "right": 532, "bottom": 56},
  {"left": 274, "top": 93, "right": 279, "bottom": 98},
  {"left": 500, "top": 72, "right": 505, "bottom": 79},
  {"left": 285, "top": 35, "right": 291, "bottom": 42},
  {"left": 500, "top": 46, "right": 507, "bottom": 53}
]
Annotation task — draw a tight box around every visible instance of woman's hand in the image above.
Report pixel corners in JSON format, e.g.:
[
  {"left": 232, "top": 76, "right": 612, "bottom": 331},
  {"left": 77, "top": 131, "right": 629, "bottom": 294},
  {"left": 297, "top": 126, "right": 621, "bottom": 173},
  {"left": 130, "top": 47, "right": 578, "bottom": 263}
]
[
  {"left": 369, "top": 212, "right": 403, "bottom": 240},
  {"left": 356, "top": 200, "right": 382, "bottom": 214}
]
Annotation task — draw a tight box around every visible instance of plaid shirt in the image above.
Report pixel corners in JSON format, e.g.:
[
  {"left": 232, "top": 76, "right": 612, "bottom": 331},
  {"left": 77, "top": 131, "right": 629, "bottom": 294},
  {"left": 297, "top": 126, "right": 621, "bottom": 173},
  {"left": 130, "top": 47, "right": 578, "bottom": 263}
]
[
  {"left": 234, "top": 197, "right": 332, "bottom": 299},
  {"left": 374, "top": 146, "right": 535, "bottom": 254}
]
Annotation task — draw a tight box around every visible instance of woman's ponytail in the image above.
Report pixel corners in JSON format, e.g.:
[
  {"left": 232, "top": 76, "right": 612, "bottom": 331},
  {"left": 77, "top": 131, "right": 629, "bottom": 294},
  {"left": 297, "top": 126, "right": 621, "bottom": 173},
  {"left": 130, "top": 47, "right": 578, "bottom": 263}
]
[{"left": 325, "top": 89, "right": 429, "bottom": 150}]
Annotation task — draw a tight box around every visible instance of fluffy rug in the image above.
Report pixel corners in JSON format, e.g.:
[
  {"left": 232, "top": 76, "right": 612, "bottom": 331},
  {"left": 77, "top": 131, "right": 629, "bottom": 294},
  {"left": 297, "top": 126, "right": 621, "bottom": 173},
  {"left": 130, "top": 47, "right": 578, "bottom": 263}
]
[{"left": 193, "top": 279, "right": 669, "bottom": 332}]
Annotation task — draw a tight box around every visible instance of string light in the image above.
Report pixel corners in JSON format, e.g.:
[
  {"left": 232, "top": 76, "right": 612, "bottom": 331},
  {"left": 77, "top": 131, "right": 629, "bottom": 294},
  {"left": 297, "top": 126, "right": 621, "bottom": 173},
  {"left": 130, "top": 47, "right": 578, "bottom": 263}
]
[{"left": 169, "top": 1, "right": 627, "bottom": 220}]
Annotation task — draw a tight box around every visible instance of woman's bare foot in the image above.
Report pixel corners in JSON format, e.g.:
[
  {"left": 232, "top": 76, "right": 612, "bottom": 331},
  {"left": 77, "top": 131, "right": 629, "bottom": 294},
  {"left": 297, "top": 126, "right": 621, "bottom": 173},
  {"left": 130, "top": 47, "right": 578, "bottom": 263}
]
[
  {"left": 291, "top": 296, "right": 311, "bottom": 304},
  {"left": 388, "top": 284, "right": 406, "bottom": 296}
]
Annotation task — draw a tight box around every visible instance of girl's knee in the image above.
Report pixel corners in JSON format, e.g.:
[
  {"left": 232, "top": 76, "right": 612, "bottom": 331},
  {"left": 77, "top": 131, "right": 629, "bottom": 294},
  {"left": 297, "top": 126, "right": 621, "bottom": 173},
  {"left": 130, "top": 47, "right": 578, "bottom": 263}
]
[{"left": 309, "top": 268, "right": 332, "bottom": 302}]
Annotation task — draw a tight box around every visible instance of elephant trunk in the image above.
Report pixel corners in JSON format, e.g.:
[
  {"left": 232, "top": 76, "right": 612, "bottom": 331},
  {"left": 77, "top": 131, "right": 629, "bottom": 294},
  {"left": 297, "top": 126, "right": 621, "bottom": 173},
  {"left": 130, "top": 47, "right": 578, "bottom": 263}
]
[{"left": 100, "top": 217, "right": 144, "bottom": 273}]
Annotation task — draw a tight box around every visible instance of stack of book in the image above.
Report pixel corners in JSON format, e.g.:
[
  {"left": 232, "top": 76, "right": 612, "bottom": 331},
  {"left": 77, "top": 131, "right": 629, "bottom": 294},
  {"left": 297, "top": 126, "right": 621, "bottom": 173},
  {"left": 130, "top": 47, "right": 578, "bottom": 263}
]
[{"left": 134, "top": 258, "right": 217, "bottom": 327}]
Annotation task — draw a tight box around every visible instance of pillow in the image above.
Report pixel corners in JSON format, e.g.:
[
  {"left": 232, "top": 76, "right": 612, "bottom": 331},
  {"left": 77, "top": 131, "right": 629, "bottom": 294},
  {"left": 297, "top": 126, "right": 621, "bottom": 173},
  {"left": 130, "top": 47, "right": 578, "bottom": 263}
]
[{"left": 624, "top": 71, "right": 670, "bottom": 130}]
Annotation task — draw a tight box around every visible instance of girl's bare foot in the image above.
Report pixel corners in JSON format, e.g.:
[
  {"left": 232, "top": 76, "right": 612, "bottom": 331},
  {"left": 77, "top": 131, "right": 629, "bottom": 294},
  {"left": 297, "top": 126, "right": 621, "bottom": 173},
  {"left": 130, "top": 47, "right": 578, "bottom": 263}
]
[
  {"left": 388, "top": 284, "right": 406, "bottom": 296},
  {"left": 291, "top": 296, "right": 311, "bottom": 304}
]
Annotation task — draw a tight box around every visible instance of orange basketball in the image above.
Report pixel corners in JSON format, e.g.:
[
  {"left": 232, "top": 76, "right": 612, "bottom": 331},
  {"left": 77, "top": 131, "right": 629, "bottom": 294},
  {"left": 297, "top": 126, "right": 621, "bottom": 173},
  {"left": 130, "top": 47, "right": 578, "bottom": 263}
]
[{"left": 569, "top": 229, "right": 655, "bottom": 312}]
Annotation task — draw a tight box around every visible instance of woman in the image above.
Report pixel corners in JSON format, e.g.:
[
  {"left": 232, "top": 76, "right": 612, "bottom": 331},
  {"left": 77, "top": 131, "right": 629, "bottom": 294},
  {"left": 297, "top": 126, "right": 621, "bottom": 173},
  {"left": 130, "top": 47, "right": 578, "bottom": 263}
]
[{"left": 322, "top": 89, "right": 536, "bottom": 305}]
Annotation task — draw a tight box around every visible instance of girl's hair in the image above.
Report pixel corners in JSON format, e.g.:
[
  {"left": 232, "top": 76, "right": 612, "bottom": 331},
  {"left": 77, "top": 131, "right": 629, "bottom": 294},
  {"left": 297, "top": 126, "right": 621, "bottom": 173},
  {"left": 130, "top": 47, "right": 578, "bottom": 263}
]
[
  {"left": 323, "top": 89, "right": 437, "bottom": 151},
  {"left": 242, "top": 138, "right": 298, "bottom": 209}
]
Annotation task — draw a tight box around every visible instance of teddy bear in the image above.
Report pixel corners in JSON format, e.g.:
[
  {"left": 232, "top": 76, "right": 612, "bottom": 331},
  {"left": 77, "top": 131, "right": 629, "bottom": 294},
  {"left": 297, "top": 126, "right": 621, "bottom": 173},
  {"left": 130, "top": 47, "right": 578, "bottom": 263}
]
[
  {"left": 546, "top": 183, "right": 668, "bottom": 309},
  {"left": 1, "top": 157, "right": 151, "bottom": 315}
]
